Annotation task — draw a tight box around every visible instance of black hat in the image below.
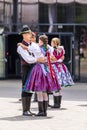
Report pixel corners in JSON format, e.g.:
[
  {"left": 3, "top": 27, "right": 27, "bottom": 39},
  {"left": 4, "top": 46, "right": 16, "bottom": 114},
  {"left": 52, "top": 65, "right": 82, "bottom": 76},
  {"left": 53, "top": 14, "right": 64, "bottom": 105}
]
[{"left": 19, "top": 25, "right": 32, "bottom": 35}]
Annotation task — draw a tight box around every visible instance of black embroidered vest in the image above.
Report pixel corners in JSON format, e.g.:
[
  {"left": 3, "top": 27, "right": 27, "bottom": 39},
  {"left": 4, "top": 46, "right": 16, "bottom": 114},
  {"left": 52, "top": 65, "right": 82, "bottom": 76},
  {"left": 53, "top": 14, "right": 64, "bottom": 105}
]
[{"left": 21, "top": 40, "right": 29, "bottom": 65}]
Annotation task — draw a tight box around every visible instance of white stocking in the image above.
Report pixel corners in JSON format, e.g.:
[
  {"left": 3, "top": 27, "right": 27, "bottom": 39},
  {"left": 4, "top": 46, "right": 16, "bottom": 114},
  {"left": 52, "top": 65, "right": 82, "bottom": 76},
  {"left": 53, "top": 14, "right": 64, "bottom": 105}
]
[
  {"left": 43, "top": 92, "right": 48, "bottom": 101},
  {"left": 36, "top": 92, "right": 43, "bottom": 102}
]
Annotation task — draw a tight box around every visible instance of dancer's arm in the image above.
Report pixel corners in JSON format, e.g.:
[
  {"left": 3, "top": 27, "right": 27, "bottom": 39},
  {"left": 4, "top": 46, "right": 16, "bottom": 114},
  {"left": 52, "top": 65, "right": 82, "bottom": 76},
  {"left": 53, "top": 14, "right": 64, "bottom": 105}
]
[
  {"left": 17, "top": 43, "right": 28, "bottom": 50},
  {"left": 17, "top": 46, "right": 46, "bottom": 64}
]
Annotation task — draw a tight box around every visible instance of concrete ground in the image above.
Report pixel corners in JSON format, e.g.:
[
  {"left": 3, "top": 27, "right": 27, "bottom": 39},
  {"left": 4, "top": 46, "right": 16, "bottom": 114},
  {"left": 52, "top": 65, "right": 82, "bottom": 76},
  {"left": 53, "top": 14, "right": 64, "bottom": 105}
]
[{"left": 0, "top": 79, "right": 87, "bottom": 130}]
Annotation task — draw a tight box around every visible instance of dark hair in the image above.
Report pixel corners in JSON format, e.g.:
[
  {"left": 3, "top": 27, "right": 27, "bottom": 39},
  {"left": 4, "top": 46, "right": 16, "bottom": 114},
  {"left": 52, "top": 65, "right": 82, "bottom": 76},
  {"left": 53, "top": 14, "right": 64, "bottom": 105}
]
[{"left": 39, "top": 34, "right": 48, "bottom": 45}]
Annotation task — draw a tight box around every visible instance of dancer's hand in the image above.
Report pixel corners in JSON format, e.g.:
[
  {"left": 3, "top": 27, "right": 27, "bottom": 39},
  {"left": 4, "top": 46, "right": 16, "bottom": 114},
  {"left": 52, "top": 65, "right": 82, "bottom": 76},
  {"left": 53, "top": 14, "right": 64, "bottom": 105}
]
[
  {"left": 37, "top": 57, "right": 47, "bottom": 63},
  {"left": 50, "top": 56, "right": 57, "bottom": 62}
]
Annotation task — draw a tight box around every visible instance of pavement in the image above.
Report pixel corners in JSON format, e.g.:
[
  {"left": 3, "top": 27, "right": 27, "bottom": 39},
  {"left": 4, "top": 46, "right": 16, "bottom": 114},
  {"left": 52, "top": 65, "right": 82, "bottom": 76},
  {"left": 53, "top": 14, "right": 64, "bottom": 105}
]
[{"left": 0, "top": 79, "right": 87, "bottom": 130}]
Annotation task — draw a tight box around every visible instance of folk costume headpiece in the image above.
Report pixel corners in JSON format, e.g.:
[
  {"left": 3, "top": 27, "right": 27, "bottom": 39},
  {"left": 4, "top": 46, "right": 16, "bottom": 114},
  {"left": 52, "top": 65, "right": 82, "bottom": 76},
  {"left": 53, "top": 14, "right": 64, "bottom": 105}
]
[{"left": 19, "top": 25, "right": 32, "bottom": 35}]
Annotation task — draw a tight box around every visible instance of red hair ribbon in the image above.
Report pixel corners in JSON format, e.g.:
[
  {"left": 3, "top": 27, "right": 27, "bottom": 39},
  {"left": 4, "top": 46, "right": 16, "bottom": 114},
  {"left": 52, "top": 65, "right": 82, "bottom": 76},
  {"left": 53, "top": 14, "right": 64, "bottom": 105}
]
[{"left": 46, "top": 51, "right": 55, "bottom": 81}]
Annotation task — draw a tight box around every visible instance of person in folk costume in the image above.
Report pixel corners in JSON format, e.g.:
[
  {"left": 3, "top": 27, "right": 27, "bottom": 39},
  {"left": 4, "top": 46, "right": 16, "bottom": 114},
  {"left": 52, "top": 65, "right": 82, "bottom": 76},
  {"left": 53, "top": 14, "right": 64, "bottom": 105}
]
[
  {"left": 18, "top": 32, "right": 37, "bottom": 102},
  {"left": 18, "top": 34, "right": 61, "bottom": 116},
  {"left": 48, "top": 37, "right": 74, "bottom": 108},
  {"left": 17, "top": 25, "right": 46, "bottom": 116},
  {"left": 20, "top": 31, "right": 38, "bottom": 102}
]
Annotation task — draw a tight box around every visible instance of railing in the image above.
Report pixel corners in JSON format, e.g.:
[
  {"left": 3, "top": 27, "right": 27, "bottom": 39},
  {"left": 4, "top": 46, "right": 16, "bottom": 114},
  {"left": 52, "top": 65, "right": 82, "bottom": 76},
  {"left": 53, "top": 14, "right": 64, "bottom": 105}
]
[{"left": 0, "top": 23, "right": 87, "bottom": 35}]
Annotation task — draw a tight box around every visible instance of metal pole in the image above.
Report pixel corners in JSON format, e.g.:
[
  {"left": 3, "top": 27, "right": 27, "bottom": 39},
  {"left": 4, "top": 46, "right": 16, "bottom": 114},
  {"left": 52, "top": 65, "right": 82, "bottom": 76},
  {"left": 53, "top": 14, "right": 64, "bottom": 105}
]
[
  {"left": 3, "top": 0, "right": 5, "bottom": 24},
  {"left": 12, "top": 0, "right": 18, "bottom": 32}
]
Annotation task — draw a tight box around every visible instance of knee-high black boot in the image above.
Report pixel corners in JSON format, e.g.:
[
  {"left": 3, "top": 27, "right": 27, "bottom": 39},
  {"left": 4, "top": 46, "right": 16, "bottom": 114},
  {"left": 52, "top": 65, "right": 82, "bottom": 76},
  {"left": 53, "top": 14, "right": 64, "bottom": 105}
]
[
  {"left": 51, "top": 95, "right": 62, "bottom": 108},
  {"left": 36, "top": 101, "right": 45, "bottom": 116},
  {"left": 21, "top": 91, "right": 32, "bottom": 116},
  {"left": 22, "top": 97, "right": 31, "bottom": 116},
  {"left": 43, "top": 101, "right": 48, "bottom": 116},
  {"left": 26, "top": 96, "right": 31, "bottom": 111},
  {"left": 22, "top": 97, "right": 27, "bottom": 113},
  {"left": 33, "top": 93, "right": 37, "bottom": 102},
  {"left": 58, "top": 95, "right": 62, "bottom": 108},
  {"left": 27, "top": 96, "right": 36, "bottom": 115},
  {"left": 22, "top": 96, "right": 32, "bottom": 116}
]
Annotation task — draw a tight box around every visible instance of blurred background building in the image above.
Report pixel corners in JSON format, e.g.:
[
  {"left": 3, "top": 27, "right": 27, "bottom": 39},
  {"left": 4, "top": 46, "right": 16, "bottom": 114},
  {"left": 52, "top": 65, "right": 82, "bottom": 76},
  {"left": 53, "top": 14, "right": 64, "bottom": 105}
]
[{"left": 0, "top": 0, "right": 87, "bottom": 82}]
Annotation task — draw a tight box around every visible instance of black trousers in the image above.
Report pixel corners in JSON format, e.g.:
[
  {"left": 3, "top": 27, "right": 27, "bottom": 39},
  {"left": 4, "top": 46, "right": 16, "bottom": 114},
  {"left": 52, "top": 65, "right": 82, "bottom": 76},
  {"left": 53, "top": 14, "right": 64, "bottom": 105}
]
[{"left": 21, "top": 64, "right": 35, "bottom": 97}]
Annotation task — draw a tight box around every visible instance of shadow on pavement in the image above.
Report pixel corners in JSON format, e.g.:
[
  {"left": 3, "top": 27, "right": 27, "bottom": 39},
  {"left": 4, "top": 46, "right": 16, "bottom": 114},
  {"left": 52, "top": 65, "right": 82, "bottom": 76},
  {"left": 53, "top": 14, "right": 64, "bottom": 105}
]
[
  {"left": 77, "top": 104, "right": 87, "bottom": 107},
  {"left": 0, "top": 115, "right": 53, "bottom": 121},
  {"left": 17, "top": 105, "right": 67, "bottom": 112}
]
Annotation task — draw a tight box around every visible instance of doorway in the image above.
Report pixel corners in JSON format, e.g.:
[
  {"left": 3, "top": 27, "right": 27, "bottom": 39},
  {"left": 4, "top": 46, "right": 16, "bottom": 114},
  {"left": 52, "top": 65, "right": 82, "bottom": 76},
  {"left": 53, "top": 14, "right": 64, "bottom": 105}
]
[{"left": 5, "top": 34, "right": 22, "bottom": 78}]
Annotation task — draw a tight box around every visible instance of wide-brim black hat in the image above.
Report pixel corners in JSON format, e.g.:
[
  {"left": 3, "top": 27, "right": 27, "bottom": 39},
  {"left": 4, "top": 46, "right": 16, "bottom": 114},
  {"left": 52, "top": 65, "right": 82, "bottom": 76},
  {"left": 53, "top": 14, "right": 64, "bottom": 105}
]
[{"left": 19, "top": 25, "right": 32, "bottom": 35}]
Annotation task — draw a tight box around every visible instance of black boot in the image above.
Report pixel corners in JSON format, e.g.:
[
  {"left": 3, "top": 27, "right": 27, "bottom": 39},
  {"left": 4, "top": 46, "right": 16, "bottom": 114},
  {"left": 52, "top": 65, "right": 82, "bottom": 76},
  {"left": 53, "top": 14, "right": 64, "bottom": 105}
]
[
  {"left": 36, "top": 101, "right": 45, "bottom": 116},
  {"left": 58, "top": 95, "right": 62, "bottom": 108},
  {"left": 51, "top": 95, "right": 62, "bottom": 108},
  {"left": 26, "top": 96, "right": 35, "bottom": 116},
  {"left": 22, "top": 97, "right": 32, "bottom": 116},
  {"left": 43, "top": 101, "right": 48, "bottom": 116},
  {"left": 33, "top": 93, "right": 37, "bottom": 102}
]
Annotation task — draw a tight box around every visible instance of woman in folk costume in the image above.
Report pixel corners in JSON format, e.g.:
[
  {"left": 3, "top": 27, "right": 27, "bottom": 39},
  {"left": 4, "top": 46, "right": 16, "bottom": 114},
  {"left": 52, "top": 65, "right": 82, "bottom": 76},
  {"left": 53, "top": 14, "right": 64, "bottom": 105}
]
[
  {"left": 49, "top": 37, "right": 74, "bottom": 108},
  {"left": 18, "top": 34, "right": 61, "bottom": 116}
]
